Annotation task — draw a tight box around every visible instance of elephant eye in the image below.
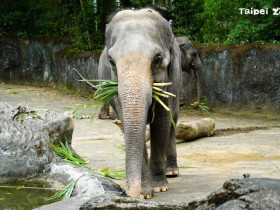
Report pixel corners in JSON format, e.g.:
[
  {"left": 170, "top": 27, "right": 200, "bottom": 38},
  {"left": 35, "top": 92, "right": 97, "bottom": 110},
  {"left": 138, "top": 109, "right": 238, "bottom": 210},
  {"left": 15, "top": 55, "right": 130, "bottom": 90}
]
[
  {"left": 152, "top": 54, "right": 163, "bottom": 70},
  {"left": 191, "top": 51, "right": 197, "bottom": 58}
]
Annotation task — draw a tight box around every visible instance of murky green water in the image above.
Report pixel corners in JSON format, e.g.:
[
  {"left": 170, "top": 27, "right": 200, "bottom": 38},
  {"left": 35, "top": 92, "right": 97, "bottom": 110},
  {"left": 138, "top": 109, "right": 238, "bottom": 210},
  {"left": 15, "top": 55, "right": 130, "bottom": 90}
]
[{"left": 0, "top": 180, "right": 61, "bottom": 210}]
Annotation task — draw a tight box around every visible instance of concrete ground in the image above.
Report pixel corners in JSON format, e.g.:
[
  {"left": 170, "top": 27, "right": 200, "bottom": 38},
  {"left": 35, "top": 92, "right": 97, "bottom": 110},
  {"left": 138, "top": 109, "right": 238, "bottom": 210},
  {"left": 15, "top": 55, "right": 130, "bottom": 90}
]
[{"left": 1, "top": 83, "right": 280, "bottom": 204}]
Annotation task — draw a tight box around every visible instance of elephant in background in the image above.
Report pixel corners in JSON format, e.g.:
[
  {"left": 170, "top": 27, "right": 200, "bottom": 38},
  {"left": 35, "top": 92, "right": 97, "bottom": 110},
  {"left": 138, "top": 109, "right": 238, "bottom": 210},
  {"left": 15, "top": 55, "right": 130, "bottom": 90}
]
[
  {"left": 176, "top": 36, "right": 204, "bottom": 108},
  {"left": 98, "top": 36, "right": 204, "bottom": 119},
  {"left": 97, "top": 8, "right": 181, "bottom": 198}
]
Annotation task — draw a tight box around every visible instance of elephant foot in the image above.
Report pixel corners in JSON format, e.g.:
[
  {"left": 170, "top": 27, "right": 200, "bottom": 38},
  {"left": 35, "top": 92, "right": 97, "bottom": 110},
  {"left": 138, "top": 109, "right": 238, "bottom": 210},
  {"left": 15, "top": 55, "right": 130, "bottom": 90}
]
[
  {"left": 140, "top": 188, "right": 154, "bottom": 199},
  {"left": 98, "top": 105, "right": 111, "bottom": 119},
  {"left": 153, "top": 185, "right": 168, "bottom": 193},
  {"left": 152, "top": 178, "right": 168, "bottom": 193},
  {"left": 98, "top": 113, "right": 111, "bottom": 119},
  {"left": 165, "top": 167, "right": 179, "bottom": 177}
]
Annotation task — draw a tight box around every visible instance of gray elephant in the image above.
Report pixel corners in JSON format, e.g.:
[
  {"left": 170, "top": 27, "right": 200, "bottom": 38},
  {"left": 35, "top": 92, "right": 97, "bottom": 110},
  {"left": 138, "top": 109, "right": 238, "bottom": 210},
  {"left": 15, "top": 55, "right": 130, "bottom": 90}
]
[
  {"left": 97, "top": 9, "right": 181, "bottom": 198},
  {"left": 98, "top": 36, "right": 204, "bottom": 118},
  {"left": 176, "top": 36, "right": 204, "bottom": 108}
]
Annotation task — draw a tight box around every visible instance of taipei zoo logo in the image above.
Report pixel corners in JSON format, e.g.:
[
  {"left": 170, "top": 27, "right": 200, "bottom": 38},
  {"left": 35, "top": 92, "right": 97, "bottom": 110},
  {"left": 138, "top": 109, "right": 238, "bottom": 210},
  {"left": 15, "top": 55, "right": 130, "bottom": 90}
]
[{"left": 239, "top": 7, "right": 280, "bottom": 15}]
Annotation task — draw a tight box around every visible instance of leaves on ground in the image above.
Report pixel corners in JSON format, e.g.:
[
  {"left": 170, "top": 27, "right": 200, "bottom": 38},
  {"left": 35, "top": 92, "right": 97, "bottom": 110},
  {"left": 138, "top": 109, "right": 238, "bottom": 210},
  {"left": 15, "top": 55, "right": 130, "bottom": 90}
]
[
  {"left": 51, "top": 141, "right": 88, "bottom": 166},
  {"left": 97, "top": 167, "right": 126, "bottom": 180},
  {"left": 47, "top": 174, "right": 84, "bottom": 200}
]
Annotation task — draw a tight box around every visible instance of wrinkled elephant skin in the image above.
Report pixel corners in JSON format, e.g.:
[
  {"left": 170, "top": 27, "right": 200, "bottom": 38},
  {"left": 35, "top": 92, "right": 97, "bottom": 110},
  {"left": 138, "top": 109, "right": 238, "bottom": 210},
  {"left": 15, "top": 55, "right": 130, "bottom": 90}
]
[{"left": 98, "top": 9, "right": 181, "bottom": 198}]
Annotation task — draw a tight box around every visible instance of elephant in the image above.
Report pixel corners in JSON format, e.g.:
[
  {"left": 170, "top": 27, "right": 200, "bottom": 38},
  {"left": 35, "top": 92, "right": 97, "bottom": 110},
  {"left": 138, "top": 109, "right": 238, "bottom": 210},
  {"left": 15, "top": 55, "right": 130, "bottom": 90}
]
[
  {"left": 176, "top": 36, "right": 204, "bottom": 108},
  {"left": 98, "top": 36, "right": 204, "bottom": 118},
  {"left": 97, "top": 9, "right": 182, "bottom": 198}
]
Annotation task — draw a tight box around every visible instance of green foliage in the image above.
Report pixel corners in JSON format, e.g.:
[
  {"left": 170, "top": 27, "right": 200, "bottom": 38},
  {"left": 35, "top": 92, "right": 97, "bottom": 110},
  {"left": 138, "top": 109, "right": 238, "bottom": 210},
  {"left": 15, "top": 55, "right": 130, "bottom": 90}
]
[
  {"left": 1, "top": 0, "right": 279, "bottom": 47},
  {"left": 84, "top": 79, "right": 176, "bottom": 127},
  {"left": 47, "top": 174, "right": 84, "bottom": 200},
  {"left": 97, "top": 167, "right": 126, "bottom": 180},
  {"left": 171, "top": 0, "right": 204, "bottom": 41},
  {"left": 65, "top": 104, "right": 95, "bottom": 120},
  {"left": 197, "top": 97, "right": 210, "bottom": 113},
  {"left": 51, "top": 141, "right": 88, "bottom": 166},
  {"left": 92, "top": 80, "right": 118, "bottom": 106},
  {"left": 226, "top": 1, "right": 280, "bottom": 44},
  {"left": 201, "top": 0, "right": 280, "bottom": 44}
]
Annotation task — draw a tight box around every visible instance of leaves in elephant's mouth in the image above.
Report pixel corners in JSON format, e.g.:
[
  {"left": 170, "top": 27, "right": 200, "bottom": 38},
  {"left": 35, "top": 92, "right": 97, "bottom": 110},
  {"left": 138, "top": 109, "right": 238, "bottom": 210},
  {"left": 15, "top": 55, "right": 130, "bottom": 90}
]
[
  {"left": 79, "top": 79, "right": 176, "bottom": 127},
  {"left": 92, "top": 80, "right": 118, "bottom": 105}
]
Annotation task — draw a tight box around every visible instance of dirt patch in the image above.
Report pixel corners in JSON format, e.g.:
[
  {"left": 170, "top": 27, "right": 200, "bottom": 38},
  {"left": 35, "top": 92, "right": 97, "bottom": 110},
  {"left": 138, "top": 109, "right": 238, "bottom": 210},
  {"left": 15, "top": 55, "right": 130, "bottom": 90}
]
[
  {"left": 184, "top": 152, "right": 280, "bottom": 165},
  {"left": 214, "top": 126, "right": 280, "bottom": 136}
]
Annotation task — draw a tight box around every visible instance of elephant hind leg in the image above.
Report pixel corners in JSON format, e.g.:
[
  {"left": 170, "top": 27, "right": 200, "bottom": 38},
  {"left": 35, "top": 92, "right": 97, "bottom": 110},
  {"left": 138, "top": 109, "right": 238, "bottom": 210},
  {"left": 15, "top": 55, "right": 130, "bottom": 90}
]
[{"left": 98, "top": 104, "right": 111, "bottom": 119}]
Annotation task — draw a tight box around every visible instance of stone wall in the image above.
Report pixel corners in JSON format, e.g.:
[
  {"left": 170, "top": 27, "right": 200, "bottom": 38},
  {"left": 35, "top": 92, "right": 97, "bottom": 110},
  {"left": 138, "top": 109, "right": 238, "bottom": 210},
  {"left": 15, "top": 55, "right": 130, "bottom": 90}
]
[
  {"left": 183, "top": 43, "right": 280, "bottom": 113},
  {"left": 0, "top": 37, "right": 279, "bottom": 113},
  {"left": 0, "top": 37, "right": 99, "bottom": 93}
]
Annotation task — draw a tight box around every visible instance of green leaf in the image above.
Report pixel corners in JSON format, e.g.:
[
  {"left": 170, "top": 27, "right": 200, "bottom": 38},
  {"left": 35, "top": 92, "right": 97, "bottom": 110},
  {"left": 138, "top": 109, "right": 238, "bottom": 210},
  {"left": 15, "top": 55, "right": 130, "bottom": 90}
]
[
  {"left": 97, "top": 167, "right": 126, "bottom": 180},
  {"left": 51, "top": 141, "right": 87, "bottom": 166},
  {"left": 47, "top": 174, "right": 84, "bottom": 200},
  {"left": 198, "top": 96, "right": 210, "bottom": 113}
]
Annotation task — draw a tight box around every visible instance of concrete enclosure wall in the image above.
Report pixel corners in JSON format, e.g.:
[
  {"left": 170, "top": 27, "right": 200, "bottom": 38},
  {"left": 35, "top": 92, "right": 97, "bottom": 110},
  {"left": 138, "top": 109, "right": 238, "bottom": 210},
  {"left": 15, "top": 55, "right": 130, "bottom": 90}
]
[
  {"left": 182, "top": 43, "right": 280, "bottom": 113},
  {"left": 0, "top": 37, "right": 279, "bottom": 113}
]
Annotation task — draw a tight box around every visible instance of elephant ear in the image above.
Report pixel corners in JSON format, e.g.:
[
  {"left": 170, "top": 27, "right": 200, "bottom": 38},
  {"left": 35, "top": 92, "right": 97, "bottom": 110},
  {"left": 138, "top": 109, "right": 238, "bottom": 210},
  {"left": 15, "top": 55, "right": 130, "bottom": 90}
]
[{"left": 98, "top": 47, "right": 112, "bottom": 80}]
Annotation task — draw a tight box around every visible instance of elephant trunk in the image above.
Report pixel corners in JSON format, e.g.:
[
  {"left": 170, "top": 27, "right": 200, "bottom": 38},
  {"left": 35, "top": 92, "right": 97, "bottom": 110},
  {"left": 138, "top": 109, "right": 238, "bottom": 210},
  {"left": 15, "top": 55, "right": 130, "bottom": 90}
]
[
  {"left": 192, "top": 56, "right": 204, "bottom": 108},
  {"left": 117, "top": 54, "right": 152, "bottom": 197},
  {"left": 195, "top": 58, "right": 203, "bottom": 102}
]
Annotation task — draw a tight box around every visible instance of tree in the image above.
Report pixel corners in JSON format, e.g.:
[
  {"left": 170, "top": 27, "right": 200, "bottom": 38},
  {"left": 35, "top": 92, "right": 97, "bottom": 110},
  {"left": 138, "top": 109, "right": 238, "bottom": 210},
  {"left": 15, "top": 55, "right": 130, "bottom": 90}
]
[{"left": 171, "top": 0, "right": 204, "bottom": 41}]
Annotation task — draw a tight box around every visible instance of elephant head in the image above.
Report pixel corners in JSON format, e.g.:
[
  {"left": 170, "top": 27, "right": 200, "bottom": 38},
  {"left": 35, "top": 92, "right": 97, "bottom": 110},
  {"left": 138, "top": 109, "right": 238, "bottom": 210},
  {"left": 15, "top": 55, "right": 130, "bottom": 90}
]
[
  {"left": 98, "top": 9, "right": 181, "bottom": 198},
  {"left": 176, "top": 36, "right": 204, "bottom": 108}
]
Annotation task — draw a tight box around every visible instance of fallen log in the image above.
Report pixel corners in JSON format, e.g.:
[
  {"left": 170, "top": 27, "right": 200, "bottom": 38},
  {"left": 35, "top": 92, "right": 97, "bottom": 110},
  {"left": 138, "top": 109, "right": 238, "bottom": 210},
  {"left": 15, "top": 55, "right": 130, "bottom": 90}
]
[
  {"left": 113, "top": 118, "right": 215, "bottom": 142},
  {"left": 176, "top": 118, "right": 215, "bottom": 141}
]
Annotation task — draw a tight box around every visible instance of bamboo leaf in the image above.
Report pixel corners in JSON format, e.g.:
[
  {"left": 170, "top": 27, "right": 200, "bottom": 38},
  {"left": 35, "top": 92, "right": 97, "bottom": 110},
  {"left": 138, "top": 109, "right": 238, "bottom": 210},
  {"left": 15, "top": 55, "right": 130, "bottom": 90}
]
[
  {"left": 47, "top": 174, "right": 84, "bottom": 200},
  {"left": 198, "top": 96, "right": 210, "bottom": 113},
  {"left": 97, "top": 167, "right": 126, "bottom": 180},
  {"left": 51, "top": 141, "right": 87, "bottom": 166}
]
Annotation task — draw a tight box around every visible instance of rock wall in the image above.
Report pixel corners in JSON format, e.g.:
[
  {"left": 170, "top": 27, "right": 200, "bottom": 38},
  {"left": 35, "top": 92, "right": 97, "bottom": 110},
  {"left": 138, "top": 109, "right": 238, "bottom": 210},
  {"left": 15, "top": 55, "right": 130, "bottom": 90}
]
[
  {"left": 183, "top": 43, "right": 280, "bottom": 113},
  {"left": 0, "top": 36, "right": 99, "bottom": 93},
  {"left": 1, "top": 37, "right": 279, "bottom": 113}
]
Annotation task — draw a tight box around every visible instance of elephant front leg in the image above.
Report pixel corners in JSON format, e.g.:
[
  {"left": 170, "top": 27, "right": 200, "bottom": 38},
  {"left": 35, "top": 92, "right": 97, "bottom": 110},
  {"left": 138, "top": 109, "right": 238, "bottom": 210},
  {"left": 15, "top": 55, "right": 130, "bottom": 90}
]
[
  {"left": 166, "top": 124, "right": 179, "bottom": 177},
  {"left": 140, "top": 143, "right": 154, "bottom": 199},
  {"left": 149, "top": 111, "right": 170, "bottom": 193}
]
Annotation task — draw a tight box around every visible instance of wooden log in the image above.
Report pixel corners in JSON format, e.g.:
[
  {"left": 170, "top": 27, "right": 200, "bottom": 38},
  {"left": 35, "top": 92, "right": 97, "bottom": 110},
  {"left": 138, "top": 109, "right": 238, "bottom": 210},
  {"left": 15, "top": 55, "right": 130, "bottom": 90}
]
[
  {"left": 113, "top": 118, "right": 215, "bottom": 142},
  {"left": 176, "top": 118, "right": 215, "bottom": 141}
]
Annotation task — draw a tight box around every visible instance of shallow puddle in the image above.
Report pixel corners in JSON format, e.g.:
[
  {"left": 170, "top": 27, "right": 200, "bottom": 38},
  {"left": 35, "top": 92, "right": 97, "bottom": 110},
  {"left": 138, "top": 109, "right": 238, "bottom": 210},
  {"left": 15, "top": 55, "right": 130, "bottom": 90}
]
[{"left": 0, "top": 180, "right": 61, "bottom": 210}]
